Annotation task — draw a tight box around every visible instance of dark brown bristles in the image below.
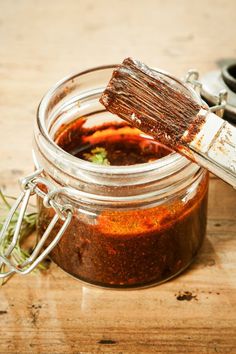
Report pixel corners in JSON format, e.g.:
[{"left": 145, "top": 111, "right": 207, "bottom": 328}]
[{"left": 100, "top": 58, "right": 201, "bottom": 149}]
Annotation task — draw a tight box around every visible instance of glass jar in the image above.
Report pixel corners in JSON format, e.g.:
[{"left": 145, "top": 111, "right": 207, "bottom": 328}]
[{"left": 33, "top": 65, "right": 209, "bottom": 288}]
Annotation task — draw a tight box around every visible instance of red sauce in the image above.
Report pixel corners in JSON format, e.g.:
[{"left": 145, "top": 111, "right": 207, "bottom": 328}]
[
  {"left": 54, "top": 118, "right": 172, "bottom": 165},
  {"left": 37, "top": 119, "right": 208, "bottom": 288}
]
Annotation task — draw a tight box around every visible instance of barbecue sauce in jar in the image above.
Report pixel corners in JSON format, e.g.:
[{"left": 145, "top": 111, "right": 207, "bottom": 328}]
[{"left": 37, "top": 118, "right": 208, "bottom": 288}]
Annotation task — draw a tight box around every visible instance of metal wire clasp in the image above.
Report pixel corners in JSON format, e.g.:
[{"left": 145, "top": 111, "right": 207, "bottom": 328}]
[
  {"left": 184, "top": 69, "right": 228, "bottom": 118},
  {"left": 0, "top": 169, "right": 73, "bottom": 278}
]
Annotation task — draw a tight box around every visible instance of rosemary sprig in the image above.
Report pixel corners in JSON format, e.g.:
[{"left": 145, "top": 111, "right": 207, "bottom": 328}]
[
  {"left": 0, "top": 190, "right": 48, "bottom": 285},
  {"left": 83, "top": 147, "right": 110, "bottom": 165}
]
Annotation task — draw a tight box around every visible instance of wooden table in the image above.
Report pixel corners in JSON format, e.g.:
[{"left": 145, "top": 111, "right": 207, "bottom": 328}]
[{"left": 0, "top": 1, "right": 236, "bottom": 353}]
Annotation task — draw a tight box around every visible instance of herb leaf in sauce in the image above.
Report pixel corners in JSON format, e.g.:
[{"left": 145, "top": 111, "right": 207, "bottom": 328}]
[{"left": 83, "top": 147, "right": 110, "bottom": 165}]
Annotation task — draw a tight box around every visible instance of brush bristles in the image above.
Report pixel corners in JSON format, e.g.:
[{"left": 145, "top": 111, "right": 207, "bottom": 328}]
[{"left": 100, "top": 58, "right": 201, "bottom": 149}]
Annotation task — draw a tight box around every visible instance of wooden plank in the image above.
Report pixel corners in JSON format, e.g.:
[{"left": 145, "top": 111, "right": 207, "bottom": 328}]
[{"left": 0, "top": 1, "right": 236, "bottom": 353}]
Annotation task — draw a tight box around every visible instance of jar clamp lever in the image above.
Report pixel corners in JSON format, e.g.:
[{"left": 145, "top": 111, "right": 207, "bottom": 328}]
[
  {"left": 0, "top": 169, "right": 73, "bottom": 278},
  {"left": 184, "top": 69, "right": 228, "bottom": 118}
]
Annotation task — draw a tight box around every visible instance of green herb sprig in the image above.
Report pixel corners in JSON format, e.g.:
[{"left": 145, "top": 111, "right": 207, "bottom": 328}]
[
  {"left": 0, "top": 190, "right": 48, "bottom": 285},
  {"left": 83, "top": 147, "right": 110, "bottom": 165}
]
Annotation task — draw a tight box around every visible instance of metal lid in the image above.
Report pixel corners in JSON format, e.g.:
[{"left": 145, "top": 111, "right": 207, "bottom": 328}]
[{"left": 200, "top": 61, "right": 236, "bottom": 123}]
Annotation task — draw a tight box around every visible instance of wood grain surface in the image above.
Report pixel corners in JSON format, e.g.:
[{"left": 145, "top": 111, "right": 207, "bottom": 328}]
[{"left": 0, "top": 1, "right": 236, "bottom": 353}]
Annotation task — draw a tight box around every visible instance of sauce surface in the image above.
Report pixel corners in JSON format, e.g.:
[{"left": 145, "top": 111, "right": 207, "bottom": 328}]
[{"left": 55, "top": 118, "right": 172, "bottom": 166}]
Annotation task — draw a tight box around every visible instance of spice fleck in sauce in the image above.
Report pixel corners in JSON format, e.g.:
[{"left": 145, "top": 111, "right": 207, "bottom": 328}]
[{"left": 37, "top": 118, "right": 208, "bottom": 288}]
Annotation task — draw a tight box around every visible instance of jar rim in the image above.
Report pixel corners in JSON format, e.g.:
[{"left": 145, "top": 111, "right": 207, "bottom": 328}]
[{"left": 36, "top": 64, "right": 203, "bottom": 178}]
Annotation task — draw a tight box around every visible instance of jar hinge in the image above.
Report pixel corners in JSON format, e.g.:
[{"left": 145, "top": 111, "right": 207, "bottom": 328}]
[
  {"left": 184, "top": 69, "right": 228, "bottom": 118},
  {"left": 0, "top": 169, "right": 73, "bottom": 278}
]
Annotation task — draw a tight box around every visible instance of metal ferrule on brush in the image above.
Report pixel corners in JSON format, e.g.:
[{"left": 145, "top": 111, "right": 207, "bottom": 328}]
[{"left": 181, "top": 108, "right": 236, "bottom": 188}]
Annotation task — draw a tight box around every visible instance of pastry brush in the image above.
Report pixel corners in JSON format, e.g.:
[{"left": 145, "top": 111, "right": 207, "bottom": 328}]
[{"left": 100, "top": 58, "right": 236, "bottom": 188}]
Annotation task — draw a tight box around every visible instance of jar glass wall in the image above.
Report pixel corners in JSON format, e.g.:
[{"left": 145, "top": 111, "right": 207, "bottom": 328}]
[{"left": 34, "top": 66, "right": 209, "bottom": 288}]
